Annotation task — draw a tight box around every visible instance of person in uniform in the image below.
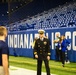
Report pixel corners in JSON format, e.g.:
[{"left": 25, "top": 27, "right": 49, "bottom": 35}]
[
  {"left": 0, "top": 26, "right": 9, "bottom": 75},
  {"left": 34, "top": 29, "right": 51, "bottom": 75}
]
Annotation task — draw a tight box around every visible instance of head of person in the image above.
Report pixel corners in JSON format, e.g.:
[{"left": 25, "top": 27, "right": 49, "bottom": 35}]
[
  {"left": 38, "top": 29, "right": 45, "bottom": 38},
  {"left": 0, "top": 26, "right": 7, "bottom": 39},
  {"left": 62, "top": 35, "right": 65, "bottom": 39},
  {"left": 56, "top": 33, "right": 59, "bottom": 38},
  {"left": 60, "top": 35, "right": 64, "bottom": 41}
]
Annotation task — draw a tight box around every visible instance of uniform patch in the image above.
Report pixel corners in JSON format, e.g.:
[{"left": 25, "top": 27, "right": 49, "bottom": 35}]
[{"left": 44, "top": 41, "right": 47, "bottom": 45}]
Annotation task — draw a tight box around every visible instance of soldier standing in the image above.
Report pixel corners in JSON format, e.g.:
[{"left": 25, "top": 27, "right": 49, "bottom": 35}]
[{"left": 34, "top": 29, "right": 51, "bottom": 75}]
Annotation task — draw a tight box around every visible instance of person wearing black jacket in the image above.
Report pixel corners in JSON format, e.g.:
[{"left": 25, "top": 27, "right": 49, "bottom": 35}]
[{"left": 34, "top": 29, "right": 51, "bottom": 75}]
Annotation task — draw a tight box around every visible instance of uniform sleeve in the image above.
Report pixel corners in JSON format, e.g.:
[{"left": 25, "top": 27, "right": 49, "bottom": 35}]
[
  {"left": 34, "top": 40, "right": 38, "bottom": 55},
  {"left": 2, "top": 44, "right": 8, "bottom": 55},
  {"left": 61, "top": 41, "right": 66, "bottom": 47},
  {"left": 47, "top": 39, "right": 51, "bottom": 56}
]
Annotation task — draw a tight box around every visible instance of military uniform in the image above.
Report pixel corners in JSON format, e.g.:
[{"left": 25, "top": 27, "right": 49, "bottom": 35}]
[{"left": 34, "top": 29, "right": 51, "bottom": 75}]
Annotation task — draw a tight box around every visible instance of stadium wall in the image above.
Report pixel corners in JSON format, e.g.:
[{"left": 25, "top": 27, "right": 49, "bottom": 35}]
[{"left": 8, "top": 27, "right": 76, "bottom": 62}]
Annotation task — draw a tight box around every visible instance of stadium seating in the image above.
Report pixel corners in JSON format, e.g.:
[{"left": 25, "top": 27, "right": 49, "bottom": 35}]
[{"left": 8, "top": 2, "right": 76, "bottom": 31}]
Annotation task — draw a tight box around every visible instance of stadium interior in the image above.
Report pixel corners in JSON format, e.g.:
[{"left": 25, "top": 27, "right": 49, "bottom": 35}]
[
  {"left": 0, "top": 1, "right": 76, "bottom": 75},
  {"left": 0, "top": 0, "right": 76, "bottom": 62}
]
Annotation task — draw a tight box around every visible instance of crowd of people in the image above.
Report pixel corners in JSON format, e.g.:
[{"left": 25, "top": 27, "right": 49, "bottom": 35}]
[
  {"left": 54, "top": 34, "right": 70, "bottom": 66},
  {"left": 0, "top": 26, "right": 70, "bottom": 75}
]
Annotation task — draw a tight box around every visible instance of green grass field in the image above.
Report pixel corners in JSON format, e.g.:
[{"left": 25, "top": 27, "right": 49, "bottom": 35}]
[{"left": 9, "top": 56, "right": 76, "bottom": 75}]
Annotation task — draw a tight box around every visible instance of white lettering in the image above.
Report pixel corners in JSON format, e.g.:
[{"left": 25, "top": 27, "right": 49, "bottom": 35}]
[
  {"left": 73, "top": 31, "right": 76, "bottom": 51},
  {"left": 19, "top": 34, "right": 24, "bottom": 48},
  {"left": 52, "top": 32, "right": 54, "bottom": 49},
  {"left": 9, "top": 35, "right": 13, "bottom": 48},
  {"left": 17, "top": 34, "right": 19, "bottom": 48},
  {"left": 29, "top": 34, "right": 33, "bottom": 48},
  {"left": 65, "top": 32, "right": 71, "bottom": 50},
  {"left": 14, "top": 35, "right": 17, "bottom": 48},
  {"left": 45, "top": 33, "right": 49, "bottom": 38},
  {"left": 24, "top": 34, "right": 28, "bottom": 48}
]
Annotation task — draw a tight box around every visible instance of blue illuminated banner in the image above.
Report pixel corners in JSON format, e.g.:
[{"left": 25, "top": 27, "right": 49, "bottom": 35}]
[{"left": 8, "top": 27, "right": 76, "bottom": 62}]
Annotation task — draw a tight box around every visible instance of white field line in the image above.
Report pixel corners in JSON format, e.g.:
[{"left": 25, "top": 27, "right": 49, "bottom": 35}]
[{"left": 9, "top": 66, "right": 56, "bottom": 75}]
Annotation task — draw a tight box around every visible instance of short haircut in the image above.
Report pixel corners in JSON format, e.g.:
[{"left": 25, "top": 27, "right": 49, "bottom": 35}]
[{"left": 0, "top": 26, "right": 7, "bottom": 36}]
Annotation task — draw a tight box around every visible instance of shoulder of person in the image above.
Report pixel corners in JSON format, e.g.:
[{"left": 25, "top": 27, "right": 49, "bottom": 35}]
[
  {"left": 63, "top": 39, "right": 67, "bottom": 42},
  {"left": 1, "top": 41, "right": 8, "bottom": 47},
  {"left": 44, "top": 38, "right": 49, "bottom": 41}
]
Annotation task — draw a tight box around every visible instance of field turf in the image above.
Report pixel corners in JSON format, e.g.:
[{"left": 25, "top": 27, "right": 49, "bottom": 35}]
[{"left": 9, "top": 56, "right": 76, "bottom": 75}]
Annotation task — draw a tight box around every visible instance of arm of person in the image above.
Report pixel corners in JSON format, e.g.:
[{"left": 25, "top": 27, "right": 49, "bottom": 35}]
[
  {"left": 2, "top": 44, "right": 9, "bottom": 75},
  {"left": 53, "top": 39, "right": 59, "bottom": 43},
  {"left": 34, "top": 40, "right": 38, "bottom": 58},
  {"left": 2, "top": 54, "right": 9, "bottom": 75},
  {"left": 47, "top": 39, "right": 51, "bottom": 60}
]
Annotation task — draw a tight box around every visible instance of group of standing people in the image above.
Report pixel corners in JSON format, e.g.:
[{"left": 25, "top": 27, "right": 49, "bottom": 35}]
[
  {"left": 54, "top": 34, "right": 70, "bottom": 67},
  {"left": 0, "top": 26, "right": 70, "bottom": 75}
]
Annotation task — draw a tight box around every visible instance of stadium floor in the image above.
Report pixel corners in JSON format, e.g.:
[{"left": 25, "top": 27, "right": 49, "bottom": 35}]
[{"left": 10, "top": 66, "right": 56, "bottom": 75}]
